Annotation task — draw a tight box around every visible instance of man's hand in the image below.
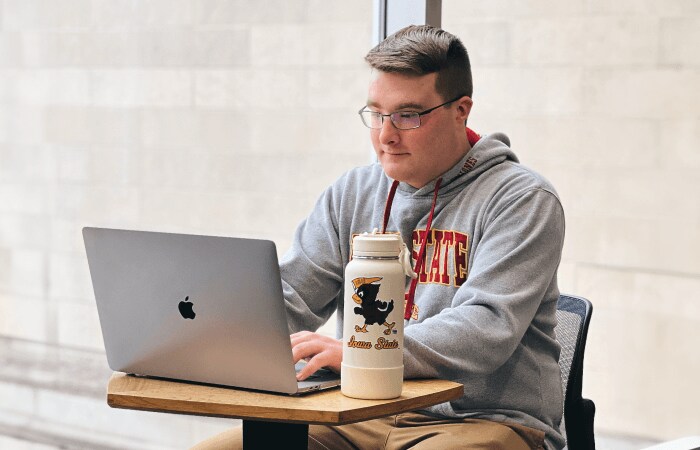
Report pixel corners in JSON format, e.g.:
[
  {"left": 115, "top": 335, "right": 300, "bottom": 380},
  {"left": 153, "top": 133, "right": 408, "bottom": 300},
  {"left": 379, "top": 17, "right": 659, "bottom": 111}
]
[{"left": 290, "top": 331, "right": 342, "bottom": 381}]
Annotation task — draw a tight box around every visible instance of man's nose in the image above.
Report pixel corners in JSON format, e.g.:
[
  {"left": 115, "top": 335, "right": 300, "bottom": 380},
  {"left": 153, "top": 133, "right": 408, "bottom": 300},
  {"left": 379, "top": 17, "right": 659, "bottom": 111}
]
[{"left": 378, "top": 116, "right": 400, "bottom": 145}]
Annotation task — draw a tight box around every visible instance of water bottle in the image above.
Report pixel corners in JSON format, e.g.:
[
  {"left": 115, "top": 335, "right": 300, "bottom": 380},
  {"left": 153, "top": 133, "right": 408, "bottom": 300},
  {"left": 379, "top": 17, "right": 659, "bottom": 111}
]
[{"left": 341, "top": 231, "right": 415, "bottom": 399}]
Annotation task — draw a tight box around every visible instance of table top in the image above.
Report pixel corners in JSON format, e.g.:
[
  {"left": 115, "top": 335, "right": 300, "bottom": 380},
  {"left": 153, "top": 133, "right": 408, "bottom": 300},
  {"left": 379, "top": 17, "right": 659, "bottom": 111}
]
[{"left": 107, "top": 372, "right": 463, "bottom": 425}]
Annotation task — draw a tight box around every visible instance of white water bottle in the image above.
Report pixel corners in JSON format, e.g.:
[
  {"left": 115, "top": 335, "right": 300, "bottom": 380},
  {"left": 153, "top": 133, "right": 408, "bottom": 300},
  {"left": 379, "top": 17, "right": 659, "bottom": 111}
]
[{"left": 341, "top": 232, "right": 416, "bottom": 399}]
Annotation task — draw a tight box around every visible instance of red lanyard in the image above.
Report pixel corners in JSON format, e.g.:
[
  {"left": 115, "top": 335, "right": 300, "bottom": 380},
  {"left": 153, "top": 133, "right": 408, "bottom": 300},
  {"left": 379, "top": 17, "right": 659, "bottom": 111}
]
[{"left": 382, "top": 177, "right": 443, "bottom": 320}]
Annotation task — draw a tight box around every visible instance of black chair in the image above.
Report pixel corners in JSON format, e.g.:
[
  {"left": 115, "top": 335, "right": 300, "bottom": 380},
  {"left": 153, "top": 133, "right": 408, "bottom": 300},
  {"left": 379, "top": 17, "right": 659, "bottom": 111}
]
[{"left": 555, "top": 294, "right": 596, "bottom": 450}]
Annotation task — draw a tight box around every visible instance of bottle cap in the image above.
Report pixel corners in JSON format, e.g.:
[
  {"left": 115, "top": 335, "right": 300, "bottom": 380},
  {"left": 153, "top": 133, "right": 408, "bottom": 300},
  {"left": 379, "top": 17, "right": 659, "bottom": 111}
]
[{"left": 352, "top": 233, "right": 402, "bottom": 257}]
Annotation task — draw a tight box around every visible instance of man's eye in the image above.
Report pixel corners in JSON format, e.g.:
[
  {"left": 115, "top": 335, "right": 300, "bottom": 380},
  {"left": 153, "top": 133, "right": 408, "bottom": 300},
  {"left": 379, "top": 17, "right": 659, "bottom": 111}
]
[{"left": 397, "top": 112, "right": 415, "bottom": 119}]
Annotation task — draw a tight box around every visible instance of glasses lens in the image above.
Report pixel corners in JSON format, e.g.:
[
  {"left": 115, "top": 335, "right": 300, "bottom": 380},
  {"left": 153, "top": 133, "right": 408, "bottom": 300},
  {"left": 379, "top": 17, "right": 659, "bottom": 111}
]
[
  {"left": 391, "top": 112, "right": 420, "bottom": 130},
  {"left": 360, "top": 111, "right": 382, "bottom": 129}
]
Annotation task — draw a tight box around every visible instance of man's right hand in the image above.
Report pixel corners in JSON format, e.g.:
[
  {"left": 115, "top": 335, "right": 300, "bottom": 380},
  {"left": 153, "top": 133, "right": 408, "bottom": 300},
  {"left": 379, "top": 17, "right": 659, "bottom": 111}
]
[{"left": 290, "top": 331, "right": 342, "bottom": 381}]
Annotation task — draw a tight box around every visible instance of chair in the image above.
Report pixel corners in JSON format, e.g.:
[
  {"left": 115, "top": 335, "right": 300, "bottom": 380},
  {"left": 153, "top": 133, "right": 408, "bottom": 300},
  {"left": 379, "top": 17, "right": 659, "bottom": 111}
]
[{"left": 555, "top": 294, "right": 596, "bottom": 450}]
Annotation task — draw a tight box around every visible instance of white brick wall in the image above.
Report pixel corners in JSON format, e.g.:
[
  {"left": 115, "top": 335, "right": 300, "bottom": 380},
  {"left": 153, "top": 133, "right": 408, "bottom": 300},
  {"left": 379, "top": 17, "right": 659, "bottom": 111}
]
[
  {"left": 0, "top": 0, "right": 698, "bottom": 446},
  {"left": 444, "top": 0, "right": 700, "bottom": 441},
  {"left": 0, "top": 1, "right": 371, "bottom": 447},
  {"left": 0, "top": 293, "right": 48, "bottom": 341}
]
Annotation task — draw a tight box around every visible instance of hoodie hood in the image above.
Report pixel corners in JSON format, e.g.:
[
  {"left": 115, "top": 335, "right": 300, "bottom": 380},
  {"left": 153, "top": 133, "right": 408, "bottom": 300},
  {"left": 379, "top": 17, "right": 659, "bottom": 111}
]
[{"left": 397, "top": 132, "right": 519, "bottom": 197}]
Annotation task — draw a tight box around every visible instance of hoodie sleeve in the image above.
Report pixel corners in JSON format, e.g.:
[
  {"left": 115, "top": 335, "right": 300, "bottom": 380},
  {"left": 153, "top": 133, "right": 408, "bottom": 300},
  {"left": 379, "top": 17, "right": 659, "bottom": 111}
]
[
  {"left": 402, "top": 187, "right": 565, "bottom": 378},
  {"left": 279, "top": 183, "right": 345, "bottom": 334}
]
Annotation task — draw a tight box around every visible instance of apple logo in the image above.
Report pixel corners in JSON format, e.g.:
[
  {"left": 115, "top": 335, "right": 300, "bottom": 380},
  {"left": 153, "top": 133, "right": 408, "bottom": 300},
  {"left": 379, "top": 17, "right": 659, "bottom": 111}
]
[{"left": 178, "top": 296, "right": 196, "bottom": 319}]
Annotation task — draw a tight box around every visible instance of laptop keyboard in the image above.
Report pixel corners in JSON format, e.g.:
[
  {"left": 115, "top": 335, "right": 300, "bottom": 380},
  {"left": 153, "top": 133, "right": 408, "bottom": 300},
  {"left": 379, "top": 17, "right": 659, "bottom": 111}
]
[{"left": 294, "top": 362, "right": 337, "bottom": 381}]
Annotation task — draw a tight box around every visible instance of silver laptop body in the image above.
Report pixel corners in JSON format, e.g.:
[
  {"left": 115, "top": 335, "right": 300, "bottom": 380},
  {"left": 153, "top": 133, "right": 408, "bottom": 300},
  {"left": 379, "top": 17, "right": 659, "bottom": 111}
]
[{"left": 83, "top": 227, "right": 340, "bottom": 395}]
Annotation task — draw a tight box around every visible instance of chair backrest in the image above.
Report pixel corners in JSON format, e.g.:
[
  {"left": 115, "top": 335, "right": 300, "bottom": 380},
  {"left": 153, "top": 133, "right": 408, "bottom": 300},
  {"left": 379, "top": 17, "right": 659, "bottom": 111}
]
[{"left": 555, "top": 294, "right": 594, "bottom": 448}]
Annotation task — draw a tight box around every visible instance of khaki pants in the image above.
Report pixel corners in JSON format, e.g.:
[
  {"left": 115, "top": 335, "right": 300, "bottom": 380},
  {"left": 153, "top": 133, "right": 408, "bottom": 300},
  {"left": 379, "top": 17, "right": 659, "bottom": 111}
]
[{"left": 192, "top": 412, "right": 546, "bottom": 450}]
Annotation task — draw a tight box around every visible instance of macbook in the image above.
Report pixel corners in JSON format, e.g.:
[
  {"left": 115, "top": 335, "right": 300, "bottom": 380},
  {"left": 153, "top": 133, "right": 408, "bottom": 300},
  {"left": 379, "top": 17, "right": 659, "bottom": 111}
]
[{"left": 83, "top": 227, "right": 340, "bottom": 395}]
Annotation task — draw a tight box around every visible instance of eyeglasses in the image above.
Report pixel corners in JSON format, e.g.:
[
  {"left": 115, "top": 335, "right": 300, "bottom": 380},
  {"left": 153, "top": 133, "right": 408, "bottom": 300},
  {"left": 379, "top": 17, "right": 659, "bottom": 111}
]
[{"left": 358, "top": 95, "right": 465, "bottom": 130}]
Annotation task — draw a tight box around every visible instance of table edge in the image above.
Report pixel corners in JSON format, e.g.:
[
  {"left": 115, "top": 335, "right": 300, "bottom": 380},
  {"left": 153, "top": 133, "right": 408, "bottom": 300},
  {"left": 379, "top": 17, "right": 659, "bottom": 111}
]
[{"left": 107, "top": 373, "right": 464, "bottom": 425}]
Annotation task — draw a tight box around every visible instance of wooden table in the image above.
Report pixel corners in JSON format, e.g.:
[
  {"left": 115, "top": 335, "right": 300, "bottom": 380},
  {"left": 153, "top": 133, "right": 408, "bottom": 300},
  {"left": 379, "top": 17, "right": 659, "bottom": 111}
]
[{"left": 107, "top": 372, "right": 463, "bottom": 449}]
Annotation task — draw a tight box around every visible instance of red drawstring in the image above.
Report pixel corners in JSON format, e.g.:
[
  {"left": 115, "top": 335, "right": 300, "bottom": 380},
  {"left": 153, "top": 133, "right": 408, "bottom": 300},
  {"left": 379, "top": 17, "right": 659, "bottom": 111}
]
[
  {"left": 404, "top": 177, "right": 442, "bottom": 320},
  {"left": 380, "top": 176, "right": 443, "bottom": 321},
  {"left": 382, "top": 180, "right": 400, "bottom": 234}
]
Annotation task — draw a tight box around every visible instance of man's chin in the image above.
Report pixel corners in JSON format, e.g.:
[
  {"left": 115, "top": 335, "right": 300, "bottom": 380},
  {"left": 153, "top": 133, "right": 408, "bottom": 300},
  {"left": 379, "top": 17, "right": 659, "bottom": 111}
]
[
  {"left": 379, "top": 164, "right": 417, "bottom": 186},
  {"left": 379, "top": 162, "right": 406, "bottom": 181}
]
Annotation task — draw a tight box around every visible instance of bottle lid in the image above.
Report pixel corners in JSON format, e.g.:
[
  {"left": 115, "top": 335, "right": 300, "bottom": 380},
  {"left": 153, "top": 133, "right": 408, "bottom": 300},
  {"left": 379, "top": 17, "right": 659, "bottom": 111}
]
[{"left": 352, "top": 233, "right": 402, "bottom": 257}]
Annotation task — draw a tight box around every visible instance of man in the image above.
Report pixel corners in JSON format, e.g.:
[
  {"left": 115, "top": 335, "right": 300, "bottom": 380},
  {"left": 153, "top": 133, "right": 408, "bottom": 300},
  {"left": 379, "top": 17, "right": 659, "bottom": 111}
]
[{"left": 197, "top": 25, "right": 565, "bottom": 449}]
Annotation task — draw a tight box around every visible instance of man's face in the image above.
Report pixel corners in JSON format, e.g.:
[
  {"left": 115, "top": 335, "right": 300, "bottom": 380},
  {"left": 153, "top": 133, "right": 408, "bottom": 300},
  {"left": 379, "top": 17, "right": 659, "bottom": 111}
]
[{"left": 365, "top": 71, "right": 472, "bottom": 189}]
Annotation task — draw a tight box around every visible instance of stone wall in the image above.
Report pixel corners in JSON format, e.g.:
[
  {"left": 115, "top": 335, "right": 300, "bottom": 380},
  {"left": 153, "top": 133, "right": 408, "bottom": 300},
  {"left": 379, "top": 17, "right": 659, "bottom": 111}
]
[
  {"left": 0, "top": 1, "right": 372, "bottom": 447},
  {"left": 0, "top": 0, "right": 698, "bottom": 447},
  {"left": 443, "top": 0, "right": 700, "bottom": 441}
]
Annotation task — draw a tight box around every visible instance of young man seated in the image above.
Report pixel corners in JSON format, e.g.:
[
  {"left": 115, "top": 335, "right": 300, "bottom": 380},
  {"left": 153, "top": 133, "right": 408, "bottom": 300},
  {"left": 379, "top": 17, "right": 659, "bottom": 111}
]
[{"left": 196, "top": 25, "right": 565, "bottom": 450}]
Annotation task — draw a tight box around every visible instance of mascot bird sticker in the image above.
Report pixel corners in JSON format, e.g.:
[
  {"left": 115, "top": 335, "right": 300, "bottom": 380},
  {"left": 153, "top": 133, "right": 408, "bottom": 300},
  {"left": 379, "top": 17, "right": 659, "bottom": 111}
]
[{"left": 350, "top": 277, "right": 396, "bottom": 335}]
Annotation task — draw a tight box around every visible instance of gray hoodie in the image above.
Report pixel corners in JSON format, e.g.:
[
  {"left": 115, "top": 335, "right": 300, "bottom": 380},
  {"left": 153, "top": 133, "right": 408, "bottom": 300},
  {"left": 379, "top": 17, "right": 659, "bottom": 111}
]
[{"left": 281, "top": 132, "right": 566, "bottom": 449}]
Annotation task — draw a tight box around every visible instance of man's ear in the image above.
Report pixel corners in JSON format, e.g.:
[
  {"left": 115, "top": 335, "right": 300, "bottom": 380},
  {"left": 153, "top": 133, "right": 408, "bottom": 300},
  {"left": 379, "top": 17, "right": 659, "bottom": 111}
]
[{"left": 455, "top": 96, "right": 473, "bottom": 123}]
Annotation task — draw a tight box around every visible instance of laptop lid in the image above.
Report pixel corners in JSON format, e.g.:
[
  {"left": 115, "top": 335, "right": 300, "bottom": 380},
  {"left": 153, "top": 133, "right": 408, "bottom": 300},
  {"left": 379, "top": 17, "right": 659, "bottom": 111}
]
[{"left": 83, "top": 227, "right": 311, "bottom": 394}]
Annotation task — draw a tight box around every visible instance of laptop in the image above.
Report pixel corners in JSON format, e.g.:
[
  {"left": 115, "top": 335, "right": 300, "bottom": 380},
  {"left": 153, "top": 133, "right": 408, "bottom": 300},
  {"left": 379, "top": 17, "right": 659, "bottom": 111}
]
[{"left": 83, "top": 227, "right": 340, "bottom": 395}]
